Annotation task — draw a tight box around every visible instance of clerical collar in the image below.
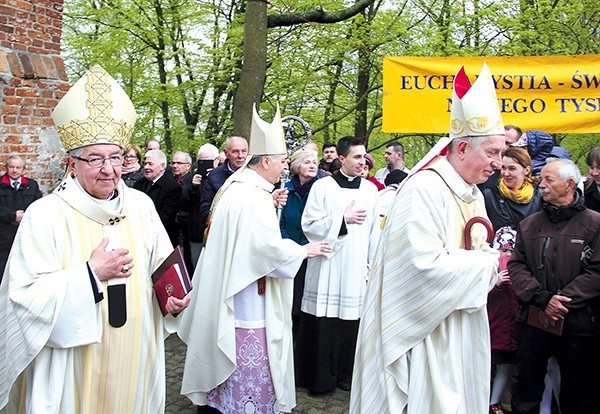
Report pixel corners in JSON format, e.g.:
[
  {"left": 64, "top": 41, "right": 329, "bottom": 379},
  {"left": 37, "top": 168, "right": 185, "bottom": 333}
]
[
  {"left": 332, "top": 170, "right": 361, "bottom": 189},
  {"left": 71, "top": 176, "right": 122, "bottom": 215}
]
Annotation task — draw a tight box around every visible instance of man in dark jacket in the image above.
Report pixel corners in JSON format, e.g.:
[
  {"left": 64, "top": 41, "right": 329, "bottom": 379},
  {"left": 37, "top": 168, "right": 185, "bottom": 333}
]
[
  {"left": 0, "top": 155, "right": 42, "bottom": 277},
  {"left": 179, "top": 144, "right": 219, "bottom": 271},
  {"left": 134, "top": 149, "right": 181, "bottom": 247},
  {"left": 171, "top": 151, "right": 193, "bottom": 270},
  {"left": 197, "top": 136, "right": 248, "bottom": 238},
  {"left": 509, "top": 158, "right": 600, "bottom": 414}
]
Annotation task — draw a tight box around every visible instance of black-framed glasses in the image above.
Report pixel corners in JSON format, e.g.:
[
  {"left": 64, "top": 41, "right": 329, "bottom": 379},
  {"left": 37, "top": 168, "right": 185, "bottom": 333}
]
[
  {"left": 124, "top": 155, "right": 139, "bottom": 160},
  {"left": 73, "top": 155, "right": 124, "bottom": 168}
]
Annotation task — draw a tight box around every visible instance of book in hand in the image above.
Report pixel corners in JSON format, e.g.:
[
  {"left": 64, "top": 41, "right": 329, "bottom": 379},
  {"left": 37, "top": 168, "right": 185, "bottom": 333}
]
[
  {"left": 527, "top": 306, "right": 563, "bottom": 336},
  {"left": 152, "top": 245, "right": 192, "bottom": 316}
]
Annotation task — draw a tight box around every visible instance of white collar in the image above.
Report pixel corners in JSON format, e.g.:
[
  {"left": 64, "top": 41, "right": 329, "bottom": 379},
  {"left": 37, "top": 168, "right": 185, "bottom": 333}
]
[{"left": 339, "top": 169, "right": 359, "bottom": 182}]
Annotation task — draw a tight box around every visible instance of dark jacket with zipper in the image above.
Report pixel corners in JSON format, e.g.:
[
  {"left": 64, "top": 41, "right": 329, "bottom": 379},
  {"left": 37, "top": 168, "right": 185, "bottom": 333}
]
[{"left": 509, "top": 190, "right": 600, "bottom": 336}]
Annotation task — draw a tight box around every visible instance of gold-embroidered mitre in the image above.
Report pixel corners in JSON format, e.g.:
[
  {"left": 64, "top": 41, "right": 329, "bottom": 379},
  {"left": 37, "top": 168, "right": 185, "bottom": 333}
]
[
  {"left": 449, "top": 62, "right": 504, "bottom": 139},
  {"left": 249, "top": 103, "right": 287, "bottom": 155},
  {"left": 51, "top": 65, "right": 137, "bottom": 151}
]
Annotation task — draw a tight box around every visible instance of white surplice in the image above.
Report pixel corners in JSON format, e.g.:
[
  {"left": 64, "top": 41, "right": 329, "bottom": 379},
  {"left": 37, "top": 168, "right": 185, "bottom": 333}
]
[
  {"left": 0, "top": 175, "right": 175, "bottom": 413},
  {"left": 178, "top": 168, "right": 306, "bottom": 412},
  {"left": 300, "top": 174, "right": 378, "bottom": 320},
  {"left": 350, "top": 157, "right": 499, "bottom": 414}
]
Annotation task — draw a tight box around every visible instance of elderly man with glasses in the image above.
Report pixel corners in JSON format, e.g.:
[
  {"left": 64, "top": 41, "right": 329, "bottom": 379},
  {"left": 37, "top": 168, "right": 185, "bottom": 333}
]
[
  {"left": 171, "top": 151, "right": 192, "bottom": 185},
  {"left": 0, "top": 65, "right": 189, "bottom": 413}
]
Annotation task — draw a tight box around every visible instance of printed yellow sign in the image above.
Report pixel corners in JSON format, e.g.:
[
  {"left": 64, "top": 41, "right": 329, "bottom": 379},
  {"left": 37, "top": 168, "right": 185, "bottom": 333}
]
[{"left": 383, "top": 55, "right": 600, "bottom": 133}]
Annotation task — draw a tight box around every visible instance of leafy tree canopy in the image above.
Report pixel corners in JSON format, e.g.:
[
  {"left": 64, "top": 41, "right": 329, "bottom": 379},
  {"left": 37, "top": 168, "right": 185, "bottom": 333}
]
[{"left": 62, "top": 0, "right": 600, "bottom": 171}]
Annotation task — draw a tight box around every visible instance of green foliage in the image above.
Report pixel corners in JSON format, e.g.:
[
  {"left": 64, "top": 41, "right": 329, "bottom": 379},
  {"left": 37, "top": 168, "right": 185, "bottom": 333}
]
[{"left": 61, "top": 0, "right": 600, "bottom": 169}]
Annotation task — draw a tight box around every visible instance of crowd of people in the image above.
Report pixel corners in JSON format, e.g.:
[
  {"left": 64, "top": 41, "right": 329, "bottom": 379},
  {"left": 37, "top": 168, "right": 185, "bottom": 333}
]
[{"left": 1, "top": 62, "right": 600, "bottom": 414}]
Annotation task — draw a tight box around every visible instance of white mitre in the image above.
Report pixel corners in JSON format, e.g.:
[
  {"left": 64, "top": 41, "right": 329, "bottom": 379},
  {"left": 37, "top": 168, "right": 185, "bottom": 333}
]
[
  {"left": 249, "top": 103, "right": 287, "bottom": 155},
  {"left": 52, "top": 65, "right": 137, "bottom": 151},
  {"left": 449, "top": 62, "right": 504, "bottom": 139},
  {"left": 410, "top": 63, "right": 505, "bottom": 174}
]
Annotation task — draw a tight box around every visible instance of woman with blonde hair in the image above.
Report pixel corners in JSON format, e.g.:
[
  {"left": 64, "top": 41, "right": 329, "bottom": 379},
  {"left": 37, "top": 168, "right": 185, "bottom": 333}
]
[
  {"left": 279, "top": 148, "right": 322, "bottom": 339},
  {"left": 121, "top": 144, "right": 144, "bottom": 187}
]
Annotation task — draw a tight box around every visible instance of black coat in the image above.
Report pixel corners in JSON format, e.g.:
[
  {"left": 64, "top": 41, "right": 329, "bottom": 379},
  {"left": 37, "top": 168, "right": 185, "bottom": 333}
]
[
  {"left": 483, "top": 183, "right": 543, "bottom": 231},
  {"left": 134, "top": 172, "right": 182, "bottom": 247},
  {"left": 122, "top": 168, "right": 144, "bottom": 188},
  {"left": 179, "top": 172, "right": 204, "bottom": 243},
  {"left": 0, "top": 174, "right": 42, "bottom": 250},
  {"left": 584, "top": 180, "right": 600, "bottom": 214},
  {"left": 197, "top": 161, "right": 234, "bottom": 237}
]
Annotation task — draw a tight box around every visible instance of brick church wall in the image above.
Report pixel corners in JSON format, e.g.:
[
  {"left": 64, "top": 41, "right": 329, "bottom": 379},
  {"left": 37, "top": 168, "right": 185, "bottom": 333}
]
[{"left": 0, "top": 0, "right": 68, "bottom": 194}]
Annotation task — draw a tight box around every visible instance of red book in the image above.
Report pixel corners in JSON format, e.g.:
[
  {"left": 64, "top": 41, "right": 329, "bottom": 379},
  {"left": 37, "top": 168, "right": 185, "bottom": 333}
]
[{"left": 152, "top": 245, "right": 192, "bottom": 316}]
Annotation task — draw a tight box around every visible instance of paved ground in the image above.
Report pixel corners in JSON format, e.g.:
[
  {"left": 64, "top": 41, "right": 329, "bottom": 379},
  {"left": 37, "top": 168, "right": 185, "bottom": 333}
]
[{"left": 165, "top": 335, "right": 350, "bottom": 413}]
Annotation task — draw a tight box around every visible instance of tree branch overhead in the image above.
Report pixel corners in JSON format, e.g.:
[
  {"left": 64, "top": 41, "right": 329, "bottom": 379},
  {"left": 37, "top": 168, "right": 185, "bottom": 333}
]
[{"left": 267, "top": 0, "right": 376, "bottom": 28}]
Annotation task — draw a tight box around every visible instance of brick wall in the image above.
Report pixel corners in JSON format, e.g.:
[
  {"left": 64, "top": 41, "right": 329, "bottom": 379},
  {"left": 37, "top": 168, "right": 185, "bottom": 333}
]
[{"left": 0, "top": 0, "right": 68, "bottom": 194}]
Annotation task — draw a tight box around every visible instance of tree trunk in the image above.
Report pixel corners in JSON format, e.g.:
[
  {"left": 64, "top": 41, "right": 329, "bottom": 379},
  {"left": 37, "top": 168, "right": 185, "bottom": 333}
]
[
  {"left": 153, "top": 0, "right": 173, "bottom": 152},
  {"left": 355, "top": 45, "right": 370, "bottom": 143},
  {"left": 232, "top": 0, "right": 267, "bottom": 139},
  {"left": 323, "top": 55, "right": 344, "bottom": 142}
]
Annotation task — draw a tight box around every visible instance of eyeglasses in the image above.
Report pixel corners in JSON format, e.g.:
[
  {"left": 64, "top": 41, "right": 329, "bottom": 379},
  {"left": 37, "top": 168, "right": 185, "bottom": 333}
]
[
  {"left": 171, "top": 161, "right": 190, "bottom": 166},
  {"left": 124, "top": 155, "right": 138, "bottom": 160},
  {"left": 73, "top": 155, "right": 124, "bottom": 168}
]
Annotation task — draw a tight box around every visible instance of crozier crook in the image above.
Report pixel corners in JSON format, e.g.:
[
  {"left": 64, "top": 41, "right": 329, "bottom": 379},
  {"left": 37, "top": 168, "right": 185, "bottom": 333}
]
[{"left": 464, "top": 216, "right": 494, "bottom": 250}]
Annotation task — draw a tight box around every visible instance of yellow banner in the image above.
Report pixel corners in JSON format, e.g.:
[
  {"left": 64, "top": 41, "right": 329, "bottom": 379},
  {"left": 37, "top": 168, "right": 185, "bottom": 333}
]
[{"left": 383, "top": 55, "right": 600, "bottom": 134}]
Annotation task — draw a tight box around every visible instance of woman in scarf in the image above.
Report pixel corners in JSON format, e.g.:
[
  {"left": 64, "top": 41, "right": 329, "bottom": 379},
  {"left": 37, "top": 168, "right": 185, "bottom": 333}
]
[
  {"left": 483, "top": 146, "right": 542, "bottom": 414},
  {"left": 279, "top": 148, "right": 321, "bottom": 340},
  {"left": 121, "top": 144, "right": 144, "bottom": 187},
  {"left": 484, "top": 147, "right": 542, "bottom": 230}
]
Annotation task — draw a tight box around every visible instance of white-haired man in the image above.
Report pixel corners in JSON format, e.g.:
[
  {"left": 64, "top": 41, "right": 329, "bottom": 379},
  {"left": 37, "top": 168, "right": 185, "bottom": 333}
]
[
  {"left": 171, "top": 150, "right": 193, "bottom": 269},
  {"left": 0, "top": 65, "right": 189, "bottom": 413},
  {"left": 134, "top": 149, "right": 182, "bottom": 247},
  {"left": 0, "top": 154, "right": 42, "bottom": 277},
  {"left": 510, "top": 158, "right": 600, "bottom": 414},
  {"left": 351, "top": 63, "right": 504, "bottom": 414},
  {"left": 180, "top": 143, "right": 220, "bottom": 269},
  {"left": 172, "top": 151, "right": 192, "bottom": 185}
]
